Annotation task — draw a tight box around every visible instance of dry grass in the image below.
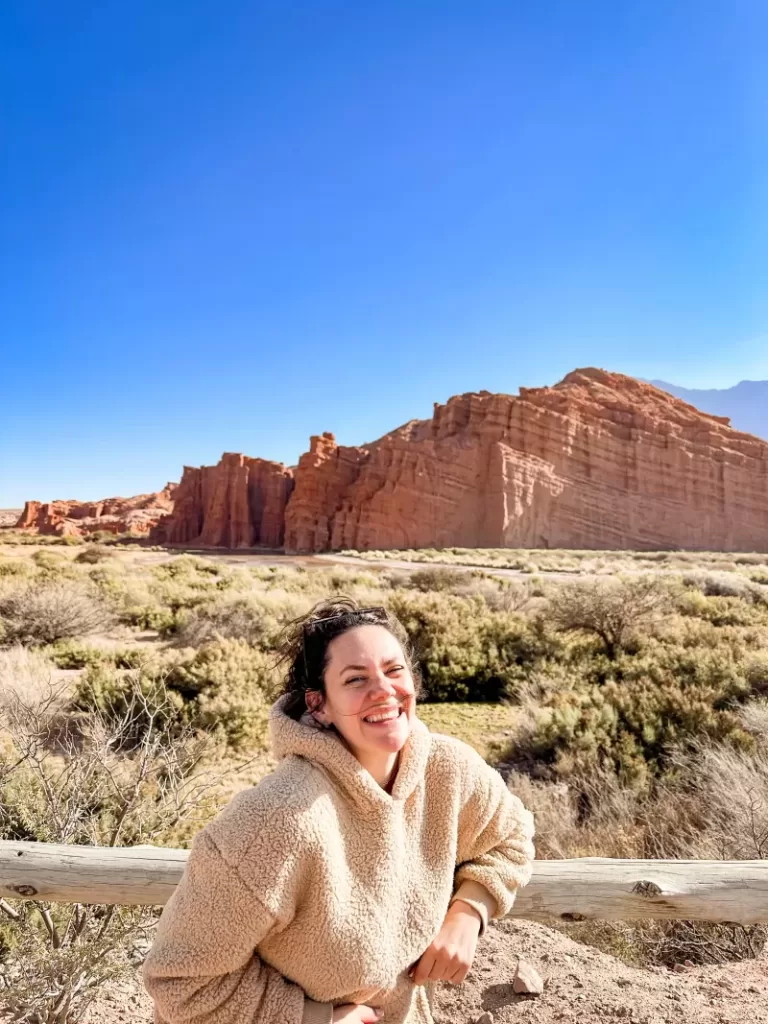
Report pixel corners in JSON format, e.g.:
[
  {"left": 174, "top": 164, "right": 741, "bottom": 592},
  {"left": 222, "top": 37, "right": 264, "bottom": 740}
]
[
  {"left": 340, "top": 545, "right": 768, "bottom": 576},
  {"left": 0, "top": 645, "right": 53, "bottom": 706},
  {"left": 417, "top": 702, "right": 519, "bottom": 760}
]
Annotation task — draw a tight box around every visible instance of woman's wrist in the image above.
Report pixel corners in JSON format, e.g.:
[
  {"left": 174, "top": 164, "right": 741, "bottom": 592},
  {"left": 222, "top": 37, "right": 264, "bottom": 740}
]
[{"left": 446, "top": 898, "right": 483, "bottom": 931}]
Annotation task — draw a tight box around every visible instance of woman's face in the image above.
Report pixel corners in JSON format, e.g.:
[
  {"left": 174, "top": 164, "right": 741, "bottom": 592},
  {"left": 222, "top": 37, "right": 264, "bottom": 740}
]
[{"left": 309, "top": 624, "right": 416, "bottom": 761}]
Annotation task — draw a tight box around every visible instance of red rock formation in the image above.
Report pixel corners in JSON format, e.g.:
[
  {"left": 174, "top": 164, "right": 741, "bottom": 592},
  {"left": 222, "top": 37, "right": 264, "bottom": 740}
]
[
  {"left": 158, "top": 453, "right": 293, "bottom": 548},
  {"left": 17, "top": 369, "right": 768, "bottom": 553},
  {"left": 283, "top": 368, "right": 768, "bottom": 552},
  {"left": 15, "top": 487, "right": 176, "bottom": 538}
]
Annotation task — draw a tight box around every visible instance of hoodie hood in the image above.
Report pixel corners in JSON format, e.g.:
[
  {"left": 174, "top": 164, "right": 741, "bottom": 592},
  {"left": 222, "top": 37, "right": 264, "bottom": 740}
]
[{"left": 269, "top": 693, "right": 432, "bottom": 808}]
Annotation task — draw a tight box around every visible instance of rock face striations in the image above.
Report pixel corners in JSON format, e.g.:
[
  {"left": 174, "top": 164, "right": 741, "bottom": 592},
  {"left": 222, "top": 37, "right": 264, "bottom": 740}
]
[
  {"left": 15, "top": 370, "right": 768, "bottom": 552},
  {"left": 283, "top": 368, "right": 768, "bottom": 552},
  {"left": 157, "top": 453, "right": 294, "bottom": 549},
  {"left": 15, "top": 487, "right": 176, "bottom": 539}
]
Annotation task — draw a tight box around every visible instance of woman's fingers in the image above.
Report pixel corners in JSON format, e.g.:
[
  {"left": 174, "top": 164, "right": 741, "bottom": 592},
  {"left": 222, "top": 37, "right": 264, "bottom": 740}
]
[
  {"left": 411, "top": 948, "right": 436, "bottom": 985},
  {"left": 412, "top": 944, "right": 470, "bottom": 984}
]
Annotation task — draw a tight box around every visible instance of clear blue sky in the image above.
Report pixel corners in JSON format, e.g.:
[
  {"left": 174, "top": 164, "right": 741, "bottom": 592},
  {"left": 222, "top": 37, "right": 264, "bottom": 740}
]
[{"left": 2, "top": 1, "right": 766, "bottom": 507}]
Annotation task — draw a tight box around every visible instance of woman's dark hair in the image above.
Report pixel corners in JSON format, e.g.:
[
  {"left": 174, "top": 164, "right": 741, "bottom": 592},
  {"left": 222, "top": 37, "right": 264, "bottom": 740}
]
[{"left": 276, "top": 597, "right": 422, "bottom": 720}]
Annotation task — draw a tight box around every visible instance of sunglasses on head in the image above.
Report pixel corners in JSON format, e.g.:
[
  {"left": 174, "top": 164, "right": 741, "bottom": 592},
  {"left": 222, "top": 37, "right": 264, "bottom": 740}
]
[{"left": 302, "top": 606, "right": 388, "bottom": 634}]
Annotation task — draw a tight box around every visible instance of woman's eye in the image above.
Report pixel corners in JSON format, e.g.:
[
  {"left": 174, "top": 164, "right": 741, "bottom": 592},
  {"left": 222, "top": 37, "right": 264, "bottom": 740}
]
[
  {"left": 345, "top": 676, "right": 365, "bottom": 685},
  {"left": 387, "top": 665, "right": 405, "bottom": 675}
]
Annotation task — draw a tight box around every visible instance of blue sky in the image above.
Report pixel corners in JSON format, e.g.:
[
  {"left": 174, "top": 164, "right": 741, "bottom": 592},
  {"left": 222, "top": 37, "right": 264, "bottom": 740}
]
[{"left": 2, "top": 1, "right": 766, "bottom": 506}]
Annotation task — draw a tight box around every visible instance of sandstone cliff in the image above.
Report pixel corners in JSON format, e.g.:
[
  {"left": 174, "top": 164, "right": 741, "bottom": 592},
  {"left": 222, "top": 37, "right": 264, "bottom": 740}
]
[
  {"left": 157, "top": 453, "right": 294, "bottom": 548},
  {"left": 283, "top": 368, "right": 768, "bottom": 553},
  {"left": 16, "top": 369, "right": 768, "bottom": 552},
  {"left": 15, "top": 486, "right": 176, "bottom": 538}
]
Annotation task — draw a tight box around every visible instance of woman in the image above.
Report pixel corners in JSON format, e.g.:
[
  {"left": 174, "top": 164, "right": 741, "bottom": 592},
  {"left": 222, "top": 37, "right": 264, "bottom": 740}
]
[{"left": 142, "top": 600, "right": 535, "bottom": 1024}]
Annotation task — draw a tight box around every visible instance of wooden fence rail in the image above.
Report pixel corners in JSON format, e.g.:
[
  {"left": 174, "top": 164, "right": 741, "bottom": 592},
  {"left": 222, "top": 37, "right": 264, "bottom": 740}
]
[{"left": 2, "top": 841, "right": 767, "bottom": 924}]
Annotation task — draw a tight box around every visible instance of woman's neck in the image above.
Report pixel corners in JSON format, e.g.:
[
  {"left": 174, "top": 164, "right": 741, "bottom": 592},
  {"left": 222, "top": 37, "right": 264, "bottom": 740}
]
[{"left": 357, "top": 750, "right": 400, "bottom": 791}]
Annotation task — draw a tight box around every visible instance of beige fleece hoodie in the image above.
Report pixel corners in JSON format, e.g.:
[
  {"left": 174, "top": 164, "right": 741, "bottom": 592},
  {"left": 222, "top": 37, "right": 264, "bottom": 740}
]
[{"left": 142, "top": 696, "right": 535, "bottom": 1024}]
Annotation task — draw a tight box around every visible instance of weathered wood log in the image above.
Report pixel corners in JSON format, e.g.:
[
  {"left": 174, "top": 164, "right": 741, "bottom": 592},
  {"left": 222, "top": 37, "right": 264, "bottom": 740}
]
[{"left": 2, "top": 841, "right": 767, "bottom": 924}]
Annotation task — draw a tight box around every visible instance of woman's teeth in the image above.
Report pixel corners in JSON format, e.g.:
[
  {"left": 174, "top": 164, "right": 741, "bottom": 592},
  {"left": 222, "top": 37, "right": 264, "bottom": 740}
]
[{"left": 363, "top": 707, "right": 402, "bottom": 724}]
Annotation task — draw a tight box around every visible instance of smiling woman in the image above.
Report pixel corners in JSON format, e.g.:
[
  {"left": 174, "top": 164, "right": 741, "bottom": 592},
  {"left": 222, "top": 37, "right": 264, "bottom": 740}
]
[
  {"left": 284, "top": 604, "right": 425, "bottom": 790},
  {"left": 141, "top": 598, "right": 535, "bottom": 1024}
]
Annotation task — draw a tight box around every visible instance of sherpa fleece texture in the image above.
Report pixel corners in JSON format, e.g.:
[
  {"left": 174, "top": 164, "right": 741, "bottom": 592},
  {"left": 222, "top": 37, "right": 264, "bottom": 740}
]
[{"left": 141, "top": 696, "right": 535, "bottom": 1024}]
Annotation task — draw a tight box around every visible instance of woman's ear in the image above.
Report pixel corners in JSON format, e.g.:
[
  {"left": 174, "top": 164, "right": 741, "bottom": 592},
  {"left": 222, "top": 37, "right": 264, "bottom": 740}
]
[{"left": 306, "top": 690, "right": 331, "bottom": 726}]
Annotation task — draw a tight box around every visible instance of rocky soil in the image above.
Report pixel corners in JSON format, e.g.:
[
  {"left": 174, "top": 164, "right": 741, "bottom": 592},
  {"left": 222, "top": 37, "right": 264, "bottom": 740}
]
[{"left": 86, "top": 919, "right": 768, "bottom": 1024}]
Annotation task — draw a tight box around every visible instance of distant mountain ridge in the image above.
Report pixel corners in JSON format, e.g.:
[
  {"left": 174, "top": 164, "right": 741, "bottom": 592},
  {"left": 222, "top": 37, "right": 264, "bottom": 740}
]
[{"left": 650, "top": 379, "right": 768, "bottom": 440}]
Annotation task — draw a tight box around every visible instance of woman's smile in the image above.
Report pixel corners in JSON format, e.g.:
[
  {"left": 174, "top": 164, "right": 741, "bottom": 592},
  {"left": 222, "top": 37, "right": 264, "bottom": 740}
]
[{"left": 362, "top": 704, "right": 404, "bottom": 725}]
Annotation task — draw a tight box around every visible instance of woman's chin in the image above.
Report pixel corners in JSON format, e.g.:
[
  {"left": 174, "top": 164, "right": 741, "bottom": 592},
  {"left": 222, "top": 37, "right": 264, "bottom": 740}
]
[{"left": 372, "top": 719, "right": 411, "bottom": 753}]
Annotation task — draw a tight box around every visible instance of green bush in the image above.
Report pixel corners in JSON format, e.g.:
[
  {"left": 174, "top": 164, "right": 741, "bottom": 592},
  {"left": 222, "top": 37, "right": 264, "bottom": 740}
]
[
  {"left": 165, "top": 639, "right": 274, "bottom": 748},
  {"left": 30, "top": 549, "right": 75, "bottom": 577},
  {"left": 508, "top": 667, "right": 755, "bottom": 793},
  {"left": 0, "top": 558, "right": 33, "bottom": 579},
  {"left": 406, "top": 567, "right": 468, "bottom": 593},
  {"left": 677, "top": 590, "right": 765, "bottom": 626},
  {"left": 47, "top": 638, "right": 111, "bottom": 669},
  {"left": 72, "top": 663, "right": 185, "bottom": 747},
  {"left": 75, "top": 544, "right": 115, "bottom": 565},
  {"left": 73, "top": 639, "right": 276, "bottom": 750},
  {"left": 388, "top": 591, "right": 556, "bottom": 702},
  {"left": 745, "top": 653, "right": 768, "bottom": 696}
]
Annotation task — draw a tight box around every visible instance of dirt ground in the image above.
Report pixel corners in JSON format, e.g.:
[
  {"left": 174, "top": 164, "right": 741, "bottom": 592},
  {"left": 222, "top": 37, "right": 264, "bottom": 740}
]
[{"left": 86, "top": 918, "right": 768, "bottom": 1024}]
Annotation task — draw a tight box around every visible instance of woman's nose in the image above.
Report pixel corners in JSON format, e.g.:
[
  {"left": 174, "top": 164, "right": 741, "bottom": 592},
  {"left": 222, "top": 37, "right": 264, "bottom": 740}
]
[{"left": 369, "top": 671, "right": 396, "bottom": 697}]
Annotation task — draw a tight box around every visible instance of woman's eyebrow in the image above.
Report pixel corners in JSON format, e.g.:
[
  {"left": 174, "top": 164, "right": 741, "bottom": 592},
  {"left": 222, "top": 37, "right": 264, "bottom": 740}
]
[{"left": 341, "top": 656, "right": 401, "bottom": 674}]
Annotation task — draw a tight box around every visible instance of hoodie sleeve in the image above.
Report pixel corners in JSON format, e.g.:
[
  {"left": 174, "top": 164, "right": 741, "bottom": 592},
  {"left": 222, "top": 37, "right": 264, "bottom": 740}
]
[
  {"left": 141, "top": 830, "right": 333, "bottom": 1024},
  {"left": 452, "top": 747, "right": 535, "bottom": 925}
]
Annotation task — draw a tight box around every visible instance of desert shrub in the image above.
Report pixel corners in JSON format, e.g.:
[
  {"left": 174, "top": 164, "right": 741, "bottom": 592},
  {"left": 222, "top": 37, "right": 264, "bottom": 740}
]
[
  {"left": 250, "top": 565, "right": 383, "bottom": 601},
  {"left": 172, "top": 596, "right": 270, "bottom": 647},
  {"left": 164, "top": 639, "right": 275, "bottom": 747},
  {"left": 0, "top": 672, "right": 229, "bottom": 1024},
  {"left": 742, "top": 652, "right": 768, "bottom": 696},
  {"left": 0, "top": 580, "right": 114, "bottom": 647},
  {"left": 73, "top": 639, "right": 275, "bottom": 750},
  {"left": 507, "top": 673, "right": 754, "bottom": 793},
  {"left": 74, "top": 544, "right": 115, "bottom": 564},
  {"left": 683, "top": 570, "right": 768, "bottom": 604},
  {"left": 613, "top": 638, "right": 751, "bottom": 697},
  {"left": 71, "top": 663, "right": 185, "bottom": 747},
  {"left": 406, "top": 567, "right": 468, "bottom": 593},
  {"left": 142, "top": 559, "right": 253, "bottom": 623},
  {"left": 547, "top": 577, "right": 672, "bottom": 658},
  {"left": 47, "top": 638, "right": 112, "bottom": 669},
  {"left": 660, "top": 736, "right": 768, "bottom": 861},
  {"left": 0, "top": 532, "right": 80, "bottom": 547},
  {"left": 171, "top": 591, "right": 313, "bottom": 649},
  {"left": 47, "top": 639, "right": 150, "bottom": 671},
  {"left": 483, "top": 580, "right": 534, "bottom": 614},
  {"left": 387, "top": 591, "right": 555, "bottom": 702},
  {"left": 87, "top": 564, "right": 178, "bottom": 632},
  {"left": 0, "top": 558, "right": 33, "bottom": 579},
  {"left": 30, "top": 548, "right": 78, "bottom": 579}
]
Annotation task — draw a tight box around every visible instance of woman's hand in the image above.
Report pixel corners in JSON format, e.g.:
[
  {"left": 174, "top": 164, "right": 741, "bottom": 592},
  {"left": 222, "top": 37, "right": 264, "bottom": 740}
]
[
  {"left": 410, "top": 901, "right": 482, "bottom": 986},
  {"left": 331, "top": 1005, "right": 381, "bottom": 1023}
]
